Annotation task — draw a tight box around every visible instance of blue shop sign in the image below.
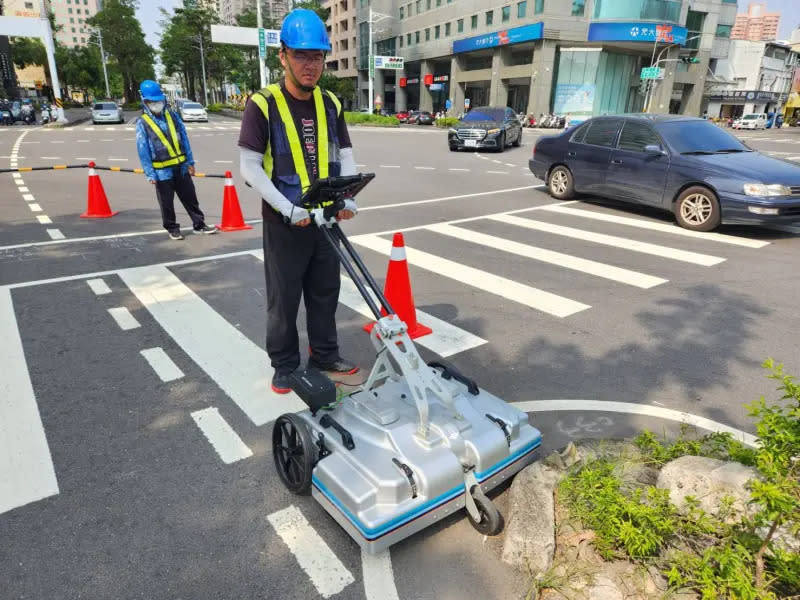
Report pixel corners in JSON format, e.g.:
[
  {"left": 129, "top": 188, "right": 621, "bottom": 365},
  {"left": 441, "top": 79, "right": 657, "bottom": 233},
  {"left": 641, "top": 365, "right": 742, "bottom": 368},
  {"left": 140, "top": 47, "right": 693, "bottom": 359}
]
[
  {"left": 453, "top": 22, "right": 543, "bottom": 54},
  {"left": 588, "top": 22, "right": 688, "bottom": 45}
]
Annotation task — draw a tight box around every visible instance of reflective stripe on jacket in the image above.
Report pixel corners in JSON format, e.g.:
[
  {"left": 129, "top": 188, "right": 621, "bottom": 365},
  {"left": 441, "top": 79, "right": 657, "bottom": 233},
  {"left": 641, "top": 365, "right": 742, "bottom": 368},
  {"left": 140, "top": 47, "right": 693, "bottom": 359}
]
[
  {"left": 249, "top": 83, "right": 342, "bottom": 207},
  {"left": 140, "top": 110, "right": 186, "bottom": 169}
]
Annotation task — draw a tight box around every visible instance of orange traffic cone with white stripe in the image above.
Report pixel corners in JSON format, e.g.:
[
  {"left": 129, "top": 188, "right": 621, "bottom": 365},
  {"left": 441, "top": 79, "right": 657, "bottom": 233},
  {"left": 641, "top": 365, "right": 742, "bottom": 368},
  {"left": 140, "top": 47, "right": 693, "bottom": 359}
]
[
  {"left": 217, "top": 171, "right": 252, "bottom": 232},
  {"left": 81, "top": 161, "right": 118, "bottom": 218},
  {"left": 364, "top": 232, "right": 432, "bottom": 339}
]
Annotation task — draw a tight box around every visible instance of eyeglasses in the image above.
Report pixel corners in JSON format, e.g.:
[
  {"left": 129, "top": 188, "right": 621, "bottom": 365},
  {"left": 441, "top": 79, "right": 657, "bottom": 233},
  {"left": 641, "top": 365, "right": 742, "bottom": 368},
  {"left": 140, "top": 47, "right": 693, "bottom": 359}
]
[{"left": 287, "top": 50, "right": 326, "bottom": 65}]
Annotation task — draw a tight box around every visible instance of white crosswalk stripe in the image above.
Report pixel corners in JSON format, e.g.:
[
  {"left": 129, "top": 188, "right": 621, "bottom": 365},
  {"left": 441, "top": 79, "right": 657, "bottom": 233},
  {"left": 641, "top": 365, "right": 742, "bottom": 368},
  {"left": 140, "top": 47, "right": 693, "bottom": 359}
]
[
  {"left": 491, "top": 214, "right": 725, "bottom": 266},
  {"left": 426, "top": 223, "right": 667, "bottom": 289},
  {"left": 350, "top": 234, "right": 591, "bottom": 317},
  {"left": 538, "top": 205, "right": 770, "bottom": 248}
]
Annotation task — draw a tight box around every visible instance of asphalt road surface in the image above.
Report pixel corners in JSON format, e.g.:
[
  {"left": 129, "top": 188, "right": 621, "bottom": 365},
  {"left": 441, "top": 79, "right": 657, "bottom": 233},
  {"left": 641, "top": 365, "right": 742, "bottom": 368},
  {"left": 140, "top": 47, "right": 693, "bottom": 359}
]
[{"left": 1, "top": 114, "right": 798, "bottom": 599}]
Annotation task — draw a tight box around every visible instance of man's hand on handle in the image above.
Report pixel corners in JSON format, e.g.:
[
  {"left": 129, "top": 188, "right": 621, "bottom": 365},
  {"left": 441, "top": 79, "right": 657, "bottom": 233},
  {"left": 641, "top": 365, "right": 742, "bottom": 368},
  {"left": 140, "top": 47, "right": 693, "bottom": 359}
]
[{"left": 188, "top": 165, "right": 196, "bottom": 176}]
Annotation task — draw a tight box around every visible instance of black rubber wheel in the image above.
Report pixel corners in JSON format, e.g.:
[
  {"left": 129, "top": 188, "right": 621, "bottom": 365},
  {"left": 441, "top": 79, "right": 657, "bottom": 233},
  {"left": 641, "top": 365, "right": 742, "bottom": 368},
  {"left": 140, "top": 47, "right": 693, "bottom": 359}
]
[
  {"left": 496, "top": 132, "right": 505, "bottom": 152},
  {"left": 272, "top": 413, "right": 315, "bottom": 494},
  {"left": 467, "top": 485, "right": 503, "bottom": 536},
  {"left": 512, "top": 129, "right": 522, "bottom": 147},
  {"left": 547, "top": 165, "right": 575, "bottom": 200},
  {"left": 674, "top": 186, "right": 721, "bottom": 232}
]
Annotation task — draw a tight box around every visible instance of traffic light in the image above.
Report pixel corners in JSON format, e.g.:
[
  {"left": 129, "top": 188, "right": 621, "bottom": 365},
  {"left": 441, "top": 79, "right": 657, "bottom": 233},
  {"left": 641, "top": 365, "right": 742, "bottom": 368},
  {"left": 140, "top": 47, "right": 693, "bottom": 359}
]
[{"left": 680, "top": 55, "right": 701, "bottom": 64}]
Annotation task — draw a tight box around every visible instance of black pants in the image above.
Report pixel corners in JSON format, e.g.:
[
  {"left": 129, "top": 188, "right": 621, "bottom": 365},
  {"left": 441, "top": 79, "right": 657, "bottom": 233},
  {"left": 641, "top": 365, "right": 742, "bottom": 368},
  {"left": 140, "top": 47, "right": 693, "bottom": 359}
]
[
  {"left": 262, "top": 213, "right": 341, "bottom": 375},
  {"left": 155, "top": 170, "right": 206, "bottom": 233}
]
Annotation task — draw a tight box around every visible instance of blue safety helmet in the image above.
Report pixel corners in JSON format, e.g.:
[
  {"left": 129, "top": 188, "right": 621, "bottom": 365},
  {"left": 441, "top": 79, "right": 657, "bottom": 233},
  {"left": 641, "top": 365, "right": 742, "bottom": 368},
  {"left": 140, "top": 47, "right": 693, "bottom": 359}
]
[
  {"left": 280, "top": 9, "right": 331, "bottom": 52},
  {"left": 139, "top": 79, "right": 166, "bottom": 102}
]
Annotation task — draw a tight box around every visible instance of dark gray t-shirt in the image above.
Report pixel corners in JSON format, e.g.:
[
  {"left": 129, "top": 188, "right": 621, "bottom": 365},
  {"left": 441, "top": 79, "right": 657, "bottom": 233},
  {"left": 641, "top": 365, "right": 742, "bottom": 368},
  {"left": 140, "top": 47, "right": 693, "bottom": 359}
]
[{"left": 237, "top": 81, "right": 351, "bottom": 181}]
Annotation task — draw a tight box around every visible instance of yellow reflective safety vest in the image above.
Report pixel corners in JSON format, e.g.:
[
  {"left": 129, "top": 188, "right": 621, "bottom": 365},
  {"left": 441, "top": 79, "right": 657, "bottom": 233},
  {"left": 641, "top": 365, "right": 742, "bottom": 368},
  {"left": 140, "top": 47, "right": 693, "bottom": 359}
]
[
  {"left": 140, "top": 110, "right": 187, "bottom": 169},
  {"left": 249, "top": 83, "right": 342, "bottom": 207}
]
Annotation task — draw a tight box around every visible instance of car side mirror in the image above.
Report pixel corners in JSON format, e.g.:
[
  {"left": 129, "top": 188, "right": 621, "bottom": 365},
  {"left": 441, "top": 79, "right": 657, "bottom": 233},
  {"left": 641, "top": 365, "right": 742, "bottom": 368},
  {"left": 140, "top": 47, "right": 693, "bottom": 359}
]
[{"left": 644, "top": 144, "right": 666, "bottom": 156}]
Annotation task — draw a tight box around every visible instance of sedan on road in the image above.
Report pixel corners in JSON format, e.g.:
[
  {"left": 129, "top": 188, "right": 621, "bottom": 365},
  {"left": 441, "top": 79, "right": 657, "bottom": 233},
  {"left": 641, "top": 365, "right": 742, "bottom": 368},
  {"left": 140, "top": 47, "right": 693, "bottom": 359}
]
[
  {"left": 179, "top": 102, "right": 208, "bottom": 122},
  {"left": 91, "top": 101, "right": 124, "bottom": 124},
  {"left": 529, "top": 114, "right": 800, "bottom": 231},
  {"left": 449, "top": 106, "right": 523, "bottom": 152},
  {"left": 417, "top": 111, "right": 434, "bottom": 125}
]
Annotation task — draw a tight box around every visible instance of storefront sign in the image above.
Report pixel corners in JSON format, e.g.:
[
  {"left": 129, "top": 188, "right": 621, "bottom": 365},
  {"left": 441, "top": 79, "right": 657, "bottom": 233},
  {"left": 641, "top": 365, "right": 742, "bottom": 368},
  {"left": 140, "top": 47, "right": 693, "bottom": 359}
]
[
  {"left": 405, "top": 77, "right": 420, "bottom": 85},
  {"left": 433, "top": 75, "right": 449, "bottom": 82},
  {"left": 374, "top": 56, "right": 404, "bottom": 70},
  {"left": 708, "top": 90, "right": 779, "bottom": 102},
  {"left": 424, "top": 73, "right": 434, "bottom": 86},
  {"left": 399, "top": 77, "right": 407, "bottom": 87},
  {"left": 453, "top": 22, "right": 543, "bottom": 54},
  {"left": 587, "top": 22, "right": 688, "bottom": 46},
  {"left": 553, "top": 83, "right": 595, "bottom": 116}
]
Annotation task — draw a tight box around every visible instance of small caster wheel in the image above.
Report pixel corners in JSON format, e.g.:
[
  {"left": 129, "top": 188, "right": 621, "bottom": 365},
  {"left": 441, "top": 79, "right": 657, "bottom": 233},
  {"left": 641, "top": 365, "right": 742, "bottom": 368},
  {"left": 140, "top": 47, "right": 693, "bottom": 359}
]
[
  {"left": 272, "top": 413, "right": 315, "bottom": 494},
  {"left": 467, "top": 485, "right": 503, "bottom": 536}
]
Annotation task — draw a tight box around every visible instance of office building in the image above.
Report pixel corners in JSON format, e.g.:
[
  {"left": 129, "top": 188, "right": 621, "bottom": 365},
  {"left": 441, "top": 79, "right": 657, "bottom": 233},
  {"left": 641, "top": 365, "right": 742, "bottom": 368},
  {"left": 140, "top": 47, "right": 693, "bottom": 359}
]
[
  {"left": 706, "top": 39, "right": 799, "bottom": 118},
  {"left": 357, "top": 0, "right": 737, "bottom": 118},
  {"left": 323, "top": 0, "right": 358, "bottom": 81},
  {"left": 218, "top": 0, "right": 291, "bottom": 25},
  {"left": 49, "top": 0, "right": 100, "bottom": 48},
  {"left": 731, "top": 2, "right": 780, "bottom": 41}
]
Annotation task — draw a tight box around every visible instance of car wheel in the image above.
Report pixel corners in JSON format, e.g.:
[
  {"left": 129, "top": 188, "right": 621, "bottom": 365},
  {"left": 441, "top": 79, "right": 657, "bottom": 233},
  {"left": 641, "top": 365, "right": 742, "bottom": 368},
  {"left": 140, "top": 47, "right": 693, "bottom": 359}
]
[
  {"left": 674, "top": 186, "right": 721, "bottom": 232},
  {"left": 547, "top": 165, "right": 575, "bottom": 200},
  {"left": 496, "top": 132, "right": 505, "bottom": 152},
  {"left": 512, "top": 129, "right": 522, "bottom": 147}
]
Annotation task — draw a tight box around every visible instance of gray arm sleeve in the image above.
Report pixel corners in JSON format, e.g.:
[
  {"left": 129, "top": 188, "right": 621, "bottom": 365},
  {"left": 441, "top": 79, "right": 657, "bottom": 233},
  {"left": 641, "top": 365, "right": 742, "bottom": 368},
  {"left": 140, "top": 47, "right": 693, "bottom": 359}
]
[
  {"left": 339, "top": 146, "right": 357, "bottom": 176},
  {"left": 239, "top": 147, "right": 294, "bottom": 214}
]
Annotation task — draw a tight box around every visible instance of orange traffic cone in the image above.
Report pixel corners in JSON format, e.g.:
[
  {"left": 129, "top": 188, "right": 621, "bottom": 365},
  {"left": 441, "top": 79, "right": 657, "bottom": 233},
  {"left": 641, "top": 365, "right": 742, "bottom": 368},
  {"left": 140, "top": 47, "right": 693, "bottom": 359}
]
[
  {"left": 364, "top": 232, "right": 432, "bottom": 339},
  {"left": 217, "top": 171, "right": 252, "bottom": 232},
  {"left": 81, "top": 161, "right": 118, "bottom": 218}
]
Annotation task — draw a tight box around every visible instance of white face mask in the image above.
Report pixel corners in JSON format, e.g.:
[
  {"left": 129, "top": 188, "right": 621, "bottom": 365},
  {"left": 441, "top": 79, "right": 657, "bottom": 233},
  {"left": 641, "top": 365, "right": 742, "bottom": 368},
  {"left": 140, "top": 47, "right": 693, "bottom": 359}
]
[{"left": 148, "top": 101, "right": 165, "bottom": 114}]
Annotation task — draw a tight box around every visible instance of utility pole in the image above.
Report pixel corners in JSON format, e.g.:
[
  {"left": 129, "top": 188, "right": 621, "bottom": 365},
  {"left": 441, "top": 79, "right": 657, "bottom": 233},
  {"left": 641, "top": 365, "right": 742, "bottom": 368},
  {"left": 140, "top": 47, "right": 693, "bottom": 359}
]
[
  {"left": 257, "top": 0, "right": 267, "bottom": 89},
  {"left": 367, "top": 8, "right": 391, "bottom": 114},
  {"left": 198, "top": 33, "right": 209, "bottom": 106},
  {"left": 97, "top": 29, "right": 111, "bottom": 98},
  {"left": 368, "top": 6, "right": 373, "bottom": 114}
]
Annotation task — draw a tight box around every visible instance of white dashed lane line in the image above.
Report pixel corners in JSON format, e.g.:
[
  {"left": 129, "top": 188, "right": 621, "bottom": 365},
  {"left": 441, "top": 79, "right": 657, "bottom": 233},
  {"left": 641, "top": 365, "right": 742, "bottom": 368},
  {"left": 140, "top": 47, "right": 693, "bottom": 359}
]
[
  {"left": 140, "top": 347, "right": 185, "bottom": 382},
  {"left": 36, "top": 215, "right": 52, "bottom": 224},
  {"left": 46, "top": 229, "right": 65, "bottom": 240},
  {"left": 190, "top": 407, "right": 253, "bottom": 464},
  {"left": 87, "top": 278, "right": 112, "bottom": 295},
  {"left": 28, "top": 204, "right": 42, "bottom": 212},
  {"left": 107, "top": 306, "right": 141, "bottom": 331},
  {"left": 414, "top": 166, "right": 435, "bottom": 170}
]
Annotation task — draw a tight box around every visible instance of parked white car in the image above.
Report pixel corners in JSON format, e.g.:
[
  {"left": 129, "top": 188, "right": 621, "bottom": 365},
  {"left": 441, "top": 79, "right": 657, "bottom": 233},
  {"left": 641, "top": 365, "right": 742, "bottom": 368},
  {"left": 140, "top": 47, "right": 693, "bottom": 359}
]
[
  {"left": 179, "top": 102, "right": 208, "bottom": 122},
  {"left": 734, "top": 113, "right": 767, "bottom": 130},
  {"left": 91, "top": 101, "right": 124, "bottom": 124}
]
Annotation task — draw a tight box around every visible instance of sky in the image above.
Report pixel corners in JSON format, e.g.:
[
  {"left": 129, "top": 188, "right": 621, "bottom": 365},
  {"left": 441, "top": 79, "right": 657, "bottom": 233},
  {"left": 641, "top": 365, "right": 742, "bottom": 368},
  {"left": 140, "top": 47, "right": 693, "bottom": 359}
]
[{"left": 136, "top": 0, "right": 800, "bottom": 52}]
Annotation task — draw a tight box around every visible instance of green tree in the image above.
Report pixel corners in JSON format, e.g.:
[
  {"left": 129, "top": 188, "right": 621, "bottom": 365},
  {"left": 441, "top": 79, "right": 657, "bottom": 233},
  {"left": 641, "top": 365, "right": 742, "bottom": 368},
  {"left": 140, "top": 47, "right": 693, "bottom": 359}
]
[
  {"left": 87, "top": 0, "right": 155, "bottom": 102},
  {"left": 9, "top": 37, "right": 47, "bottom": 69}
]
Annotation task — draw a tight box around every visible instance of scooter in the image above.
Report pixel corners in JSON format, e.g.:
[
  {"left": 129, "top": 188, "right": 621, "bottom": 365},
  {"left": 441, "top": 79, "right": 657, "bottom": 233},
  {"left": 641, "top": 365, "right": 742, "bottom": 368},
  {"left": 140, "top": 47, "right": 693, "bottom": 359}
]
[
  {"left": 21, "top": 105, "right": 35, "bottom": 125},
  {"left": 273, "top": 174, "right": 543, "bottom": 554},
  {"left": 41, "top": 106, "right": 51, "bottom": 124}
]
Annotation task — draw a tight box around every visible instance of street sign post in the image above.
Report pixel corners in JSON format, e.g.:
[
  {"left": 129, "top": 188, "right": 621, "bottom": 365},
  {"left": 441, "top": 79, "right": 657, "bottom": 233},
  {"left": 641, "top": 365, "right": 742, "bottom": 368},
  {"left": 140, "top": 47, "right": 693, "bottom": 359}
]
[
  {"left": 258, "top": 28, "right": 266, "bottom": 58},
  {"left": 640, "top": 66, "right": 664, "bottom": 80},
  {"left": 373, "top": 56, "right": 404, "bottom": 70}
]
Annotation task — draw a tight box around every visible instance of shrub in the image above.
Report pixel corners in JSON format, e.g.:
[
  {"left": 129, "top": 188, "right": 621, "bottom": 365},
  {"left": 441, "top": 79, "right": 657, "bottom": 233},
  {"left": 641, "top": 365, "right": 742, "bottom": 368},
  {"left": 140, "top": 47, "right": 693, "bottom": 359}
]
[
  {"left": 435, "top": 117, "right": 459, "bottom": 128},
  {"left": 343, "top": 112, "right": 400, "bottom": 127},
  {"left": 558, "top": 359, "right": 800, "bottom": 599},
  {"left": 206, "top": 103, "right": 224, "bottom": 113}
]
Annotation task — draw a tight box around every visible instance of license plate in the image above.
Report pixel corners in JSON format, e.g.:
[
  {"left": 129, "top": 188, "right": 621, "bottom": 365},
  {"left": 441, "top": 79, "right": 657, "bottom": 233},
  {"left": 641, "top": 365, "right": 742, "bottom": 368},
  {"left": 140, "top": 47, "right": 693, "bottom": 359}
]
[{"left": 465, "top": 140, "right": 477, "bottom": 147}]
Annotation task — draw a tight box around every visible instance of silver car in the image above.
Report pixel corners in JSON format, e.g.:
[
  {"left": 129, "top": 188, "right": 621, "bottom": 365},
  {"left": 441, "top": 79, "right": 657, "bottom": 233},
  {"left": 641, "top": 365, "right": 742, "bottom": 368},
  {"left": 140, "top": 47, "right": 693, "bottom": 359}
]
[
  {"left": 91, "top": 101, "right": 124, "bottom": 124},
  {"left": 179, "top": 102, "right": 208, "bottom": 122}
]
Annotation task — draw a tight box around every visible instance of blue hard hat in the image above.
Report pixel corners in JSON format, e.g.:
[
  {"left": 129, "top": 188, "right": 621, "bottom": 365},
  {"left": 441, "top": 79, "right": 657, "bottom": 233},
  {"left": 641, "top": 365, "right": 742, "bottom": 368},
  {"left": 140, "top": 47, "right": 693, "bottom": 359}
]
[
  {"left": 139, "top": 80, "right": 165, "bottom": 102},
  {"left": 280, "top": 9, "right": 331, "bottom": 51}
]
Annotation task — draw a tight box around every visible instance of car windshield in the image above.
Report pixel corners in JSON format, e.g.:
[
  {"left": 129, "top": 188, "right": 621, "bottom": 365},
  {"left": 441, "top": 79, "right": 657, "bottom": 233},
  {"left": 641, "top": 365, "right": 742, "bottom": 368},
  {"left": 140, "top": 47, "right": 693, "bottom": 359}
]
[
  {"left": 742, "top": 115, "right": 759, "bottom": 120},
  {"left": 184, "top": 103, "right": 202, "bottom": 109},
  {"left": 461, "top": 108, "right": 503, "bottom": 122},
  {"left": 657, "top": 120, "right": 751, "bottom": 154},
  {"left": 94, "top": 103, "right": 117, "bottom": 110}
]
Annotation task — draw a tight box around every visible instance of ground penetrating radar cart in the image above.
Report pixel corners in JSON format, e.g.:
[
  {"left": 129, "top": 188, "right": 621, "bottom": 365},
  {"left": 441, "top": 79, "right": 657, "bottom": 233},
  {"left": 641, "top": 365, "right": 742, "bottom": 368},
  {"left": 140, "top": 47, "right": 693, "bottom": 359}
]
[{"left": 272, "top": 174, "right": 543, "bottom": 553}]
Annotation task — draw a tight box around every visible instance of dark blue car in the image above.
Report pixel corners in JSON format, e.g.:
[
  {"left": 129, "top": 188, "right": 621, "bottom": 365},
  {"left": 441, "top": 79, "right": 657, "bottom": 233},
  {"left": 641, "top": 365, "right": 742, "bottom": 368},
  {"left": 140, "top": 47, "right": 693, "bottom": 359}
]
[{"left": 529, "top": 114, "right": 800, "bottom": 231}]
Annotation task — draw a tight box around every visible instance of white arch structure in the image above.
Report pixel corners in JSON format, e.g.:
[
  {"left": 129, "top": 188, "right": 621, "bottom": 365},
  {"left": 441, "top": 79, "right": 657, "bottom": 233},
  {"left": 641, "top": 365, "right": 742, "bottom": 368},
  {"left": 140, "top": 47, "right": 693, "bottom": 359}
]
[{"left": 0, "top": 15, "right": 67, "bottom": 122}]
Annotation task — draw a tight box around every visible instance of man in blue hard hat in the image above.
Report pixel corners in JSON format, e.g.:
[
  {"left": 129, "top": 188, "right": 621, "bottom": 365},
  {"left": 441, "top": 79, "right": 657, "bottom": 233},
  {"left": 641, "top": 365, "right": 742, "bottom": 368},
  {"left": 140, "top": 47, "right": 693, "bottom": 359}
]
[
  {"left": 136, "top": 79, "right": 217, "bottom": 240},
  {"left": 238, "top": 8, "right": 360, "bottom": 394}
]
